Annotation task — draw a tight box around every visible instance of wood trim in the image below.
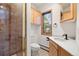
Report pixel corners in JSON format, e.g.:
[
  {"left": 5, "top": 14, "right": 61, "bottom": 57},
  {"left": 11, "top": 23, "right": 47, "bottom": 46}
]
[
  {"left": 21, "top": 3, "right": 26, "bottom": 56},
  {"left": 25, "top": 3, "right": 27, "bottom": 56},
  {"left": 16, "top": 3, "right": 26, "bottom": 56},
  {"left": 73, "top": 3, "right": 77, "bottom": 20}
]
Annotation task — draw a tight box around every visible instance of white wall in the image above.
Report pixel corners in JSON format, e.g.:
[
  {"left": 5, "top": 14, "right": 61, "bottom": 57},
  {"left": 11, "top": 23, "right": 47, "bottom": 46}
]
[
  {"left": 61, "top": 21, "right": 76, "bottom": 39},
  {"left": 26, "top": 3, "right": 31, "bottom": 56},
  {"left": 39, "top": 3, "right": 76, "bottom": 39},
  {"left": 38, "top": 4, "right": 64, "bottom": 47},
  {"left": 60, "top": 4, "right": 76, "bottom": 39},
  {"left": 76, "top": 4, "right": 79, "bottom": 46},
  {"left": 30, "top": 24, "right": 40, "bottom": 43},
  {"left": 52, "top": 4, "right": 64, "bottom": 36},
  {"left": 33, "top": 3, "right": 64, "bottom": 47}
]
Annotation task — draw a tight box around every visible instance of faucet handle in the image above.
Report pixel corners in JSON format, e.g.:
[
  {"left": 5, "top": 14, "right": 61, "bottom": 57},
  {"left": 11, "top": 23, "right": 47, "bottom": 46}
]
[{"left": 62, "top": 34, "right": 68, "bottom": 40}]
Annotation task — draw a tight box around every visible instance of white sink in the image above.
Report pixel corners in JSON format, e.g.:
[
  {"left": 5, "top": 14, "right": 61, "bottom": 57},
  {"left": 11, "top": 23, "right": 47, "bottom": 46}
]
[{"left": 53, "top": 36, "right": 72, "bottom": 42}]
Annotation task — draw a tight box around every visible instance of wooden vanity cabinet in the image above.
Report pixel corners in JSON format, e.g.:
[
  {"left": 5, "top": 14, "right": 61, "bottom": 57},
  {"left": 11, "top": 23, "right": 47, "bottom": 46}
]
[
  {"left": 49, "top": 40, "right": 58, "bottom": 56},
  {"left": 59, "top": 46, "right": 72, "bottom": 56},
  {"left": 49, "top": 39, "right": 72, "bottom": 56}
]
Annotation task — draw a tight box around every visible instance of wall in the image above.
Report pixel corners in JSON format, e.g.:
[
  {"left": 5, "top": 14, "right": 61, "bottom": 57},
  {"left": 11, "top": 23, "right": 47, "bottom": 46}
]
[
  {"left": 60, "top": 5, "right": 76, "bottom": 39},
  {"left": 41, "top": 3, "right": 64, "bottom": 47},
  {"left": 31, "top": 3, "right": 76, "bottom": 48},
  {"left": 12, "top": 3, "right": 24, "bottom": 56},
  {"left": 51, "top": 4, "right": 64, "bottom": 36},
  {"left": 26, "top": 3, "right": 31, "bottom": 56},
  {"left": 30, "top": 24, "right": 40, "bottom": 43},
  {"left": 61, "top": 21, "right": 76, "bottom": 39},
  {"left": 76, "top": 4, "right": 79, "bottom": 46},
  {"left": 32, "top": 3, "right": 64, "bottom": 47},
  {"left": 40, "top": 3, "right": 76, "bottom": 39}
]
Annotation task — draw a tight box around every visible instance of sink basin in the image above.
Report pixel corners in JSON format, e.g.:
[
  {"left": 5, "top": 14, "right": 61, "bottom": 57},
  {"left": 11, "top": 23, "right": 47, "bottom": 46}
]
[{"left": 54, "top": 37, "right": 68, "bottom": 41}]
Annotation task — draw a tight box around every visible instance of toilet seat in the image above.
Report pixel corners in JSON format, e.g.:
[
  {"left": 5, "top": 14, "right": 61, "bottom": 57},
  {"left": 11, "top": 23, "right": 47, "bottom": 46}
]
[
  {"left": 31, "top": 43, "right": 40, "bottom": 50},
  {"left": 31, "top": 43, "right": 40, "bottom": 48}
]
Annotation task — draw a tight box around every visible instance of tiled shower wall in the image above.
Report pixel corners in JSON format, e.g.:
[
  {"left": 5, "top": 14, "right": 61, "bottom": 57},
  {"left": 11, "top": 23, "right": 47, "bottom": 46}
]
[{"left": 0, "top": 4, "right": 23, "bottom": 56}]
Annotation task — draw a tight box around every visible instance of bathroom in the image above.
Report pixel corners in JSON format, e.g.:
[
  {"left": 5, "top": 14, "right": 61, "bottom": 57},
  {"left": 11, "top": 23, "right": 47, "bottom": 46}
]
[
  {"left": 27, "top": 3, "right": 79, "bottom": 56},
  {"left": 0, "top": 3, "right": 78, "bottom": 56}
]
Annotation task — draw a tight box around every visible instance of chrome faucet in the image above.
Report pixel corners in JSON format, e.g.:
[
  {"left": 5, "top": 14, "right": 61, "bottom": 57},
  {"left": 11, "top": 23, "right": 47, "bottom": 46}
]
[{"left": 62, "top": 34, "right": 68, "bottom": 40}]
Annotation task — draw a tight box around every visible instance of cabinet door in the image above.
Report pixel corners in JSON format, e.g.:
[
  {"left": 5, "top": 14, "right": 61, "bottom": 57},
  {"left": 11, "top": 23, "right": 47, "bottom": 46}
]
[
  {"left": 31, "top": 8, "right": 41, "bottom": 24},
  {"left": 49, "top": 40, "right": 58, "bottom": 56},
  {"left": 59, "top": 46, "right": 72, "bottom": 56}
]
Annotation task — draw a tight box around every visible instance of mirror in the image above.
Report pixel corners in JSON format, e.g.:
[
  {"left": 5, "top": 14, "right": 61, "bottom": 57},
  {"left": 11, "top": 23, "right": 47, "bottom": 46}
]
[
  {"left": 60, "top": 3, "right": 76, "bottom": 22},
  {"left": 60, "top": 3, "right": 76, "bottom": 40},
  {"left": 61, "top": 3, "right": 71, "bottom": 13}
]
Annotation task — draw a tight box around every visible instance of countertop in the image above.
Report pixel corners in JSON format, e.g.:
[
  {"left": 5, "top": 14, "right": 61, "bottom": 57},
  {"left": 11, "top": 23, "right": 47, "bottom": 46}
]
[{"left": 47, "top": 36, "right": 79, "bottom": 56}]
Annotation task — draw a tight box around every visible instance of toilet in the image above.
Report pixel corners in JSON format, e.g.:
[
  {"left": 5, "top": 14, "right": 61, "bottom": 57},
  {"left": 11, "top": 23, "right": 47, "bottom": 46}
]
[{"left": 31, "top": 43, "right": 40, "bottom": 56}]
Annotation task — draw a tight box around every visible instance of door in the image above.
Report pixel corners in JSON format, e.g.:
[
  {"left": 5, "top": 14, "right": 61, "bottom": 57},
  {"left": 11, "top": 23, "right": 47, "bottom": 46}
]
[
  {"left": 0, "top": 4, "right": 23, "bottom": 56},
  {"left": 0, "top": 4, "right": 10, "bottom": 56}
]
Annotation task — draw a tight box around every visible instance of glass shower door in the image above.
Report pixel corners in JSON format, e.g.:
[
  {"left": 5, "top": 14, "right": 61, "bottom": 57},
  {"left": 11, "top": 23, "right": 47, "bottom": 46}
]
[
  {"left": 0, "top": 5, "right": 10, "bottom": 56},
  {"left": 0, "top": 4, "right": 23, "bottom": 56}
]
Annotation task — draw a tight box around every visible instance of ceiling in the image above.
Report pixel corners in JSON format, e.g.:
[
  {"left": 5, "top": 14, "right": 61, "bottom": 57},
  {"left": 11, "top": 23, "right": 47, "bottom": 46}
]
[{"left": 31, "top": 3, "right": 54, "bottom": 11}]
